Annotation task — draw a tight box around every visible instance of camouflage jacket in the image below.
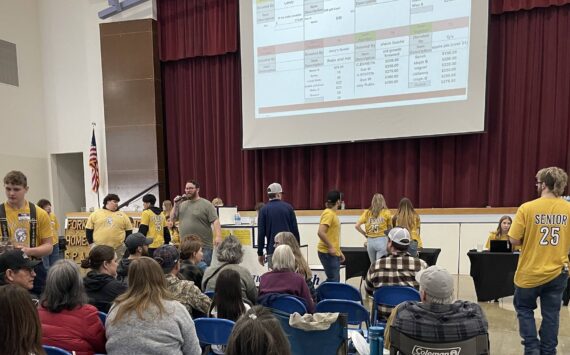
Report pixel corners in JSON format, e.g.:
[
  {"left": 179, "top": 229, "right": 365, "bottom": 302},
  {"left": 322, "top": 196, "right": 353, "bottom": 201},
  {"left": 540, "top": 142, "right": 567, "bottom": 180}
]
[{"left": 165, "top": 273, "right": 211, "bottom": 315}]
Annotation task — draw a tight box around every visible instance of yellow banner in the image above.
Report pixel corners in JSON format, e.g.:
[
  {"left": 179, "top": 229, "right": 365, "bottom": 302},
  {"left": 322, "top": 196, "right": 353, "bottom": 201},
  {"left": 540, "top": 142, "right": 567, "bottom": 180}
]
[{"left": 221, "top": 227, "right": 254, "bottom": 246}]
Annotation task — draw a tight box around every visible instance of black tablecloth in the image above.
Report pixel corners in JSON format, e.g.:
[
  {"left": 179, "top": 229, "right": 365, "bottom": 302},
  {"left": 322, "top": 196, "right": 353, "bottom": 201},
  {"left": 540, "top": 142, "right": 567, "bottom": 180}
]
[
  {"left": 341, "top": 247, "right": 441, "bottom": 280},
  {"left": 468, "top": 251, "right": 519, "bottom": 302}
]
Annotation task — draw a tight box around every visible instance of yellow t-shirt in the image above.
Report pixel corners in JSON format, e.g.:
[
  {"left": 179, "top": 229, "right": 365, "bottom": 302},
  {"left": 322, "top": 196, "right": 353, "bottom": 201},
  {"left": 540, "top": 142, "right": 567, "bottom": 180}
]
[
  {"left": 317, "top": 208, "right": 340, "bottom": 255},
  {"left": 141, "top": 209, "right": 167, "bottom": 248},
  {"left": 509, "top": 197, "right": 570, "bottom": 288},
  {"left": 484, "top": 231, "right": 521, "bottom": 251},
  {"left": 0, "top": 201, "right": 52, "bottom": 247},
  {"left": 357, "top": 209, "right": 392, "bottom": 238},
  {"left": 85, "top": 209, "right": 133, "bottom": 248},
  {"left": 49, "top": 212, "right": 60, "bottom": 245}
]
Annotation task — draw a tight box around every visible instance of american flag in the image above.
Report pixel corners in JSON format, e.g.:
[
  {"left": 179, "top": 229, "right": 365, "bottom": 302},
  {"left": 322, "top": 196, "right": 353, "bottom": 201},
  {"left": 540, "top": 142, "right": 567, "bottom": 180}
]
[{"left": 89, "top": 129, "right": 100, "bottom": 193}]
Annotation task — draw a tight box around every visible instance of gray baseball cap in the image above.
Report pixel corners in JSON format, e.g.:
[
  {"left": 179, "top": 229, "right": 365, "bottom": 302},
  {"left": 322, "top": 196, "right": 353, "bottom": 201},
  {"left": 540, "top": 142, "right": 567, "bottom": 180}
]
[{"left": 415, "top": 265, "right": 454, "bottom": 299}]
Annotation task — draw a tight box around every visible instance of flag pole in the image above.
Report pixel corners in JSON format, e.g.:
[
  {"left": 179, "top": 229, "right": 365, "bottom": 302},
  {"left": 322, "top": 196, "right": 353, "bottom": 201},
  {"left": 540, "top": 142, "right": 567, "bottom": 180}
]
[{"left": 92, "top": 122, "right": 101, "bottom": 208}]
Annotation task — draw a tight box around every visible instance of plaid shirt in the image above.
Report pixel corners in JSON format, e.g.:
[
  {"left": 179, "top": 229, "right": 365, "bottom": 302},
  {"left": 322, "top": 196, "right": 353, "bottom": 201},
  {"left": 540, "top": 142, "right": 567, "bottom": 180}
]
[
  {"left": 365, "top": 251, "right": 427, "bottom": 320},
  {"left": 384, "top": 301, "right": 488, "bottom": 349}
]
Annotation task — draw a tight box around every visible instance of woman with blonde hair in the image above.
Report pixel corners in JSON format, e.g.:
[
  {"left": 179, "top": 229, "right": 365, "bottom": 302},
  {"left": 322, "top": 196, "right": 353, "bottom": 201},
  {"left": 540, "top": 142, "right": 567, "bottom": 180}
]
[
  {"left": 392, "top": 197, "right": 423, "bottom": 255},
  {"left": 274, "top": 231, "right": 316, "bottom": 302},
  {"left": 105, "top": 257, "right": 200, "bottom": 355},
  {"left": 0, "top": 284, "right": 45, "bottom": 355},
  {"left": 355, "top": 193, "right": 393, "bottom": 262}
]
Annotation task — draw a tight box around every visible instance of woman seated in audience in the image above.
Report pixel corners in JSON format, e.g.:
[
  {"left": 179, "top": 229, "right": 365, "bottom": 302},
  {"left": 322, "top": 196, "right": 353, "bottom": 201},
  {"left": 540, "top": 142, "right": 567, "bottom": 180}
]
[
  {"left": 485, "top": 215, "right": 519, "bottom": 251},
  {"left": 274, "top": 231, "right": 317, "bottom": 302},
  {"left": 38, "top": 260, "right": 106, "bottom": 355},
  {"left": 392, "top": 197, "right": 422, "bottom": 255},
  {"left": 179, "top": 235, "right": 207, "bottom": 287},
  {"left": 0, "top": 284, "right": 45, "bottom": 355},
  {"left": 106, "top": 257, "right": 201, "bottom": 355},
  {"left": 165, "top": 215, "right": 180, "bottom": 247},
  {"left": 258, "top": 245, "right": 315, "bottom": 313},
  {"left": 226, "top": 306, "right": 291, "bottom": 355},
  {"left": 355, "top": 193, "right": 393, "bottom": 262},
  {"left": 208, "top": 269, "right": 251, "bottom": 354},
  {"left": 202, "top": 236, "right": 257, "bottom": 305},
  {"left": 82, "top": 245, "right": 127, "bottom": 313}
]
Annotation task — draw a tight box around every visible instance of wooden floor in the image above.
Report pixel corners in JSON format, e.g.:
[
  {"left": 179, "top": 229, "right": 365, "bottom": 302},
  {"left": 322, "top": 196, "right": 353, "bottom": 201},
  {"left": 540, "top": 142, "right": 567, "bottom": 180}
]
[{"left": 347, "top": 275, "right": 570, "bottom": 354}]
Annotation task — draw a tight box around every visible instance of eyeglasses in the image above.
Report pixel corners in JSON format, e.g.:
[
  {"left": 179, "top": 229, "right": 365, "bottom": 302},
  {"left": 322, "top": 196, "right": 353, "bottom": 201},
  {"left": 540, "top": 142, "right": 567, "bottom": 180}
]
[{"left": 536, "top": 181, "right": 544, "bottom": 187}]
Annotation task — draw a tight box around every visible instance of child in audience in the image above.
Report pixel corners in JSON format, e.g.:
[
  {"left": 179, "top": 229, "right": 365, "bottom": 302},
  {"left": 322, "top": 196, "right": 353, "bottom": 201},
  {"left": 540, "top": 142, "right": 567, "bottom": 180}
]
[
  {"left": 0, "top": 284, "right": 45, "bottom": 355},
  {"left": 179, "top": 235, "right": 207, "bottom": 287},
  {"left": 226, "top": 306, "right": 291, "bottom": 355},
  {"left": 39, "top": 260, "right": 106, "bottom": 355}
]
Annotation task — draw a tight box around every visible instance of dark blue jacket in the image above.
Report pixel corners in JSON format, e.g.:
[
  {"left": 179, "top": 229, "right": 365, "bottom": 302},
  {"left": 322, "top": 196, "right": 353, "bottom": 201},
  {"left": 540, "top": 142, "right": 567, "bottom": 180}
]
[{"left": 257, "top": 199, "right": 300, "bottom": 256}]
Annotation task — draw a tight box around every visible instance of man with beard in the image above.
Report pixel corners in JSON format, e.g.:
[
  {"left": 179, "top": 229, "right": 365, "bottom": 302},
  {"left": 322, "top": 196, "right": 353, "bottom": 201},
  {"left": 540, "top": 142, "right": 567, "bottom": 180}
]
[
  {"left": 116, "top": 233, "right": 152, "bottom": 283},
  {"left": 171, "top": 180, "right": 221, "bottom": 266}
]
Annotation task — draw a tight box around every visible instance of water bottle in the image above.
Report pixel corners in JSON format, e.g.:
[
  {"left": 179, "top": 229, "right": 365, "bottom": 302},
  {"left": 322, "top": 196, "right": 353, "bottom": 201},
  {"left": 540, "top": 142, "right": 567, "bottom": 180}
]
[
  {"left": 234, "top": 213, "right": 241, "bottom": 225},
  {"left": 369, "top": 326, "right": 384, "bottom": 355}
]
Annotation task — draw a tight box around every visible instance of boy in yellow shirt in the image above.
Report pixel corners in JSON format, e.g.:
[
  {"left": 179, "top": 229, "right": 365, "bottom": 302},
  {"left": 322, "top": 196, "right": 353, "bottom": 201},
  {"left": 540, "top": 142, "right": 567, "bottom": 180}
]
[
  {"left": 139, "top": 194, "right": 170, "bottom": 256},
  {"left": 509, "top": 167, "right": 570, "bottom": 354},
  {"left": 317, "top": 190, "right": 345, "bottom": 282},
  {"left": 37, "top": 199, "right": 61, "bottom": 268}
]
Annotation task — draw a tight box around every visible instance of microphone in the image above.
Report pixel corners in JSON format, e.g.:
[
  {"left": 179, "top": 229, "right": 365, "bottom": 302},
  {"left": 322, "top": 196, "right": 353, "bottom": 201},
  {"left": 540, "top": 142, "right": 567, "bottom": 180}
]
[{"left": 174, "top": 194, "right": 189, "bottom": 203}]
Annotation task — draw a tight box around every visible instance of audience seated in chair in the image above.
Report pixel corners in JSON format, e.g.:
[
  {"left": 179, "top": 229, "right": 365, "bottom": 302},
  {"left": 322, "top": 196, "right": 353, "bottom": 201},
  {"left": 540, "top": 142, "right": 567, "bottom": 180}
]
[
  {"left": 0, "top": 284, "right": 45, "bottom": 355},
  {"left": 81, "top": 245, "right": 127, "bottom": 313},
  {"left": 38, "top": 260, "right": 106, "bottom": 355},
  {"left": 258, "top": 244, "right": 315, "bottom": 313},
  {"left": 153, "top": 244, "right": 211, "bottom": 317},
  {"left": 105, "top": 257, "right": 201, "bottom": 355},
  {"left": 116, "top": 233, "right": 153, "bottom": 282},
  {"left": 226, "top": 305, "right": 291, "bottom": 355},
  {"left": 384, "top": 266, "right": 488, "bottom": 351},
  {"left": 365, "top": 227, "right": 427, "bottom": 321},
  {"left": 0, "top": 249, "right": 41, "bottom": 299},
  {"left": 179, "top": 234, "right": 207, "bottom": 287},
  {"left": 202, "top": 236, "right": 257, "bottom": 305}
]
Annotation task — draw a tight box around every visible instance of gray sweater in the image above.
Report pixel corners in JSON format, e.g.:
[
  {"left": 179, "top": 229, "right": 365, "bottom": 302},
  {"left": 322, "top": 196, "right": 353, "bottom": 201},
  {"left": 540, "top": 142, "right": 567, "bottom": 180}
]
[
  {"left": 202, "top": 263, "right": 258, "bottom": 305},
  {"left": 105, "top": 300, "right": 201, "bottom": 355}
]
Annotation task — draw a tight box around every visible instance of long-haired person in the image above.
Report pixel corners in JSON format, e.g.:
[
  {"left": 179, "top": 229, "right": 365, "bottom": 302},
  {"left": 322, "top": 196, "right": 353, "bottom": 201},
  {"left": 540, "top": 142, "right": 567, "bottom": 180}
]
[
  {"left": 485, "top": 215, "right": 519, "bottom": 251},
  {"left": 105, "top": 257, "right": 201, "bottom": 355},
  {"left": 274, "top": 231, "right": 316, "bottom": 302},
  {"left": 355, "top": 193, "right": 393, "bottom": 262},
  {"left": 225, "top": 306, "right": 291, "bottom": 355},
  {"left": 392, "top": 197, "right": 422, "bottom": 255},
  {"left": 258, "top": 245, "right": 315, "bottom": 313},
  {"left": 0, "top": 284, "right": 45, "bottom": 355},
  {"left": 81, "top": 245, "right": 127, "bottom": 313},
  {"left": 179, "top": 235, "right": 207, "bottom": 287},
  {"left": 38, "top": 260, "right": 106, "bottom": 355}
]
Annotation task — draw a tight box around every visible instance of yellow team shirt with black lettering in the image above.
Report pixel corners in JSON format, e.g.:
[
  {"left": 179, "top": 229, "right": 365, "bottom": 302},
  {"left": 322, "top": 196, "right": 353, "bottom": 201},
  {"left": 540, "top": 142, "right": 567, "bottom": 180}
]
[
  {"left": 141, "top": 209, "right": 167, "bottom": 248},
  {"left": 86, "top": 209, "right": 133, "bottom": 248},
  {"left": 49, "top": 212, "right": 60, "bottom": 245},
  {"left": 317, "top": 208, "right": 341, "bottom": 255},
  {"left": 509, "top": 197, "right": 570, "bottom": 288},
  {"left": 358, "top": 209, "right": 392, "bottom": 238},
  {"left": 485, "top": 231, "right": 520, "bottom": 251},
  {"left": 0, "top": 201, "right": 52, "bottom": 247}
]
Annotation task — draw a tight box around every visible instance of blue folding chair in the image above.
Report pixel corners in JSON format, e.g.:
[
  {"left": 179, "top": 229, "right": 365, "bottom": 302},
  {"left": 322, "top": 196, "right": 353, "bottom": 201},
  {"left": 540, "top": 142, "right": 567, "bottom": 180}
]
[
  {"left": 98, "top": 311, "right": 107, "bottom": 325},
  {"left": 372, "top": 286, "right": 420, "bottom": 325},
  {"left": 269, "top": 295, "right": 308, "bottom": 315},
  {"left": 316, "top": 299, "right": 370, "bottom": 330},
  {"left": 316, "top": 282, "right": 363, "bottom": 303},
  {"left": 204, "top": 290, "right": 215, "bottom": 299},
  {"left": 42, "top": 345, "right": 72, "bottom": 355},
  {"left": 194, "top": 318, "right": 235, "bottom": 354}
]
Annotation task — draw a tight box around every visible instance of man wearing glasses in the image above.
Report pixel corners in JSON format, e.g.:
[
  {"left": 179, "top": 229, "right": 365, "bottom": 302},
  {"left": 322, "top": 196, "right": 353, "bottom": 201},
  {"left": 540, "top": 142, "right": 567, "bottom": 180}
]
[
  {"left": 509, "top": 167, "right": 570, "bottom": 355},
  {"left": 0, "top": 249, "right": 40, "bottom": 291}
]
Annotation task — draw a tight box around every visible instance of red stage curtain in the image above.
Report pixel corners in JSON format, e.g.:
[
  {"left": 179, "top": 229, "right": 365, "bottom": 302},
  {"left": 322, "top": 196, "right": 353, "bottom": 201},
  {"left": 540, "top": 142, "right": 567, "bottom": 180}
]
[
  {"left": 160, "top": 3, "right": 570, "bottom": 210},
  {"left": 491, "top": 0, "right": 570, "bottom": 14},
  {"left": 158, "top": 0, "right": 238, "bottom": 61}
]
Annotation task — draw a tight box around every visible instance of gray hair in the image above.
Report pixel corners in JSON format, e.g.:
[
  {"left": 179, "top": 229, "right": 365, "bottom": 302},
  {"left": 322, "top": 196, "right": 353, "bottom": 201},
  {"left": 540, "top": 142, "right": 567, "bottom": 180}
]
[
  {"left": 271, "top": 245, "right": 296, "bottom": 271},
  {"left": 217, "top": 235, "right": 244, "bottom": 264},
  {"left": 420, "top": 286, "right": 454, "bottom": 305},
  {"left": 40, "top": 260, "right": 88, "bottom": 313}
]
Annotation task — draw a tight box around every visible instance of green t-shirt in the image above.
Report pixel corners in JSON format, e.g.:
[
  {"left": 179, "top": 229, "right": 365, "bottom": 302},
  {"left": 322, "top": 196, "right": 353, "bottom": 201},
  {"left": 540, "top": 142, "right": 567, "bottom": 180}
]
[{"left": 178, "top": 198, "right": 218, "bottom": 247}]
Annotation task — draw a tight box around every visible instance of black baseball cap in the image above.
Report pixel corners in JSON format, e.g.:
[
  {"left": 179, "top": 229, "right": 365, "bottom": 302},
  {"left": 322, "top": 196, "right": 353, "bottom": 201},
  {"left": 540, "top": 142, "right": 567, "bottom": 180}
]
[
  {"left": 0, "top": 250, "right": 41, "bottom": 273},
  {"left": 326, "top": 190, "right": 342, "bottom": 204}
]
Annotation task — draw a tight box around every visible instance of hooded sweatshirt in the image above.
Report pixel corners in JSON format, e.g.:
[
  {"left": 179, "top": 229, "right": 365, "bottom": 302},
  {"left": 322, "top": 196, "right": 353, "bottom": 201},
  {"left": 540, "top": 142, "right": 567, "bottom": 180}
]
[
  {"left": 139, "top": 206, "right": 171, "bottom": 247},
  {"left": 83, "top": 271, "right": 127, "bottom": 313}
]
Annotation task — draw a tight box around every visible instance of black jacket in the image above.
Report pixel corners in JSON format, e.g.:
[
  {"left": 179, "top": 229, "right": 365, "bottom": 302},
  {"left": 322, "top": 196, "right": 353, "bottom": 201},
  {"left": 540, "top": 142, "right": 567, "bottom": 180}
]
[
  {"left": 179, "top": 261, "right": 204, "bottom": 290},
  {"left": 116, "top": 258, "right": 132, "bottom": 283},
  {"left": 83, "top": 271, "right": 127, "bottom": 313}
]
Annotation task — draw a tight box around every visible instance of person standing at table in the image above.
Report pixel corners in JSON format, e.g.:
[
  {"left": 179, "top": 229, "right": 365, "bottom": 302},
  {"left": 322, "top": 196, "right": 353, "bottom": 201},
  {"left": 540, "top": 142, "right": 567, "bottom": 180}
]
[
  {"left": 257, "top": 182, "right": 300, "bottom": 268},
  {"left": 355, "top": 193, "right": 392, "bottom": 263},
  {"left": 509, "top": 167, "right": 570, "bottom": 355},
  {"left": 317, "top": 190, "right": 345, "bottom": 283},
  {"left": 171, "top": 180, "right": 221, "bottom": 266},
  {"left": 485, "top": 215, "right": 520, "bottom": 251},
  {"left": 392, "top": 197, "right": 422, "bottom": 256}
]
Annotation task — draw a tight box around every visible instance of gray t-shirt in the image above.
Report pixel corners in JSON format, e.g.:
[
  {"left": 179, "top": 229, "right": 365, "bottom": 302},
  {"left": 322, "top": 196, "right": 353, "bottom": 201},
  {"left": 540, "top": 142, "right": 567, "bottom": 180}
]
[{"left": 178, "top": 198, "right": 218, "bottom": 247}]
